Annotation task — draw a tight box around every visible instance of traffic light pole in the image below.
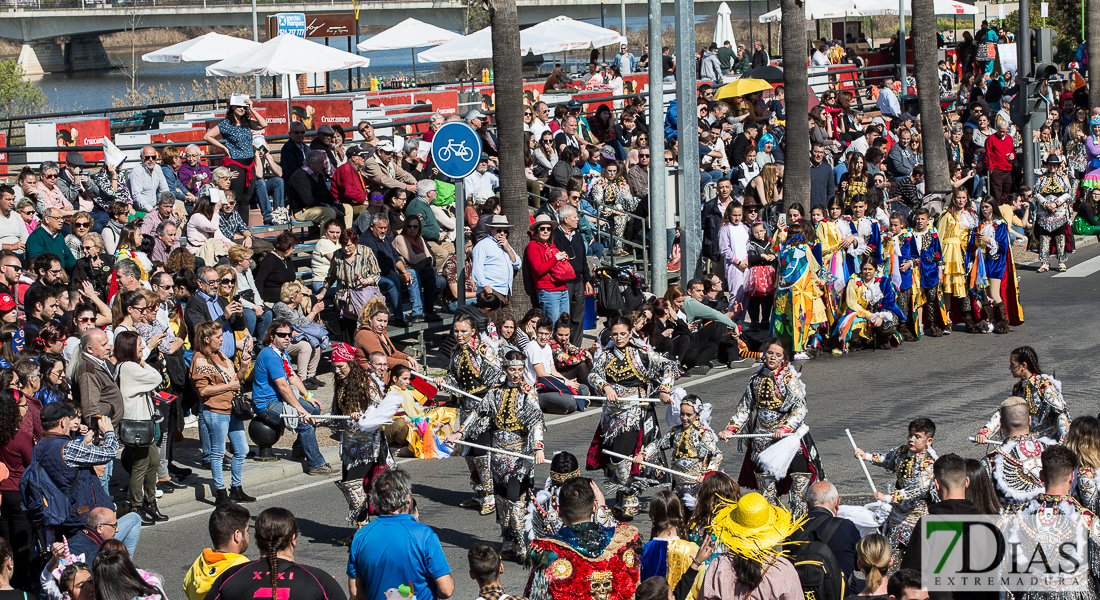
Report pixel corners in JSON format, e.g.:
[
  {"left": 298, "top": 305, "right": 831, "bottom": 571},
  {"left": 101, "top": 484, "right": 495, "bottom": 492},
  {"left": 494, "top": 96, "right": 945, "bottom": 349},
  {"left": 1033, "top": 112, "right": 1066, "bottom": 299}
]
[{"left": 1017, "top": 0, "right": 1034, "bottom": 188}]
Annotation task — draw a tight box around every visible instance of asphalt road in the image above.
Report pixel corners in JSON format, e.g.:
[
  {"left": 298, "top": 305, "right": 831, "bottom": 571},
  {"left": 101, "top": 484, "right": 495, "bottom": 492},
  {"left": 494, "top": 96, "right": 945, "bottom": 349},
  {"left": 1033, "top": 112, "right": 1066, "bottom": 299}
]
[{"left": 132, "top": 241, "right": 1100, "bottom": 600}]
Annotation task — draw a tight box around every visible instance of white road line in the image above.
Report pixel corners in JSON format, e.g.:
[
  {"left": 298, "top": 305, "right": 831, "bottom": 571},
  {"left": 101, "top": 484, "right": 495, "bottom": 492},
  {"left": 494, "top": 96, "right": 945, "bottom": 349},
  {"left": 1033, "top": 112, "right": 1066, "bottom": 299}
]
[
  {"left": 166, "top": 366, "right": 755, "bottom": 521},
  {"left": 1052, "top": 255, "right": 1100, "bottom": 278}
]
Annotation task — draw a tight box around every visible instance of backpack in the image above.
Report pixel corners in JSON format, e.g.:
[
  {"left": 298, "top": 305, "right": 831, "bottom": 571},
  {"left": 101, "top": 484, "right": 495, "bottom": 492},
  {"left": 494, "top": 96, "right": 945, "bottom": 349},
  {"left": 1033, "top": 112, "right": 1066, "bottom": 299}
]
[
  {"left": 791, "top": 531, "right": 844, "bottom": 600},
  {"left": 20, "top": 460, "right": 83, "bottom": 530}
]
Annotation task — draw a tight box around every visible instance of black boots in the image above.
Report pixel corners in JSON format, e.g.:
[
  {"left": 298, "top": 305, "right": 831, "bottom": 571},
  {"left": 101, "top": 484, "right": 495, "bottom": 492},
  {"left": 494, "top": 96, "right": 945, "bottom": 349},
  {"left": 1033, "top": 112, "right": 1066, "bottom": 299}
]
[
  {"left": 142, "top": 501, "right": 169, "bottom": 523},
  {"left": 214, "top": 487, "right": 231, "bottom": 507},
  {"left": 992, "top": 302, "right": 1010, "bottom": 334},
  {"left": 229, "top": 486, "right": 256, "bottom": 503}
]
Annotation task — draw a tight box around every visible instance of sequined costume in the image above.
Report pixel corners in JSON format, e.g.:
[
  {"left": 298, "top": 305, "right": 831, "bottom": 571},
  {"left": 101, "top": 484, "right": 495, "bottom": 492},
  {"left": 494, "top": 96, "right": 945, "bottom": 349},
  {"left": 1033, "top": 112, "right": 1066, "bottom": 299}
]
[
  {"left": 463, "top": 380, "right": 546, "bottom": 557},
  {"left": 585, "top": 342, "right": 677, "bottom": 516},
  {"left": 980, "top": 433, "right": 1054, "bottom": 511},
  {"left": 590, "top": 177, "right": 639, "bottom": 254},
  {"left": 1034, "top": 172, "right": 1073, "bottom": 267},
  {"left": 865, "top": 446, "right": 937, "bottom": 568},
  {"left": 938, "top": 209, "right": 977, "bottom": 300},
  {"left": 1075, "top": 467, "right": 1100, "bottom": 514},
  {"left": 977, "top": 374, "right": 1069, "bottom": 442},
  {"left": 834, "top": 273, "right": 905, "bottom": 350},
  {"left": 770, "top": 242, "right": 828, "bottom": 354},
  {"left": 444, "top": 337, "right": 502, "bottom": 513},
  {"left": 335, "top": 372, "right": 395, "bottom": 524},
  {"left": 909, "top": 225, "right": 949, "bottom": 336},
  {"left": 639, "top": 423, "right": 722, "bottom": 505},
  {"left": 1008, "top": 493, "right": 1100, "bottom": 600},
  {"left": 525, "top": 522, "right": 641, "bottom": 600},
  {"left": 816, "top": 217, "right": 852, "bottom": 325},
  {"left": 724, "top": 363, "right": 824, "bottom": 519}
]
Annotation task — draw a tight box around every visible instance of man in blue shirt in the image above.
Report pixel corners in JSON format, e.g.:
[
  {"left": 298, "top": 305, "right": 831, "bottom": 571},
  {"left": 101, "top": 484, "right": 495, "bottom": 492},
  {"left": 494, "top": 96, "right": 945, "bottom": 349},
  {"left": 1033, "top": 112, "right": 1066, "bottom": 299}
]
[
  {"left": 471, "top": 215, "right": 521, "bottom": 311},
  {"left": 348, "top": 469, "right": 454, "bottom": 600},
  {"left": 252, "top": 319, "right": 336, "bottom": 475},
  {"left": 360, "top": 213, "right": 423, "bottom": 327}
]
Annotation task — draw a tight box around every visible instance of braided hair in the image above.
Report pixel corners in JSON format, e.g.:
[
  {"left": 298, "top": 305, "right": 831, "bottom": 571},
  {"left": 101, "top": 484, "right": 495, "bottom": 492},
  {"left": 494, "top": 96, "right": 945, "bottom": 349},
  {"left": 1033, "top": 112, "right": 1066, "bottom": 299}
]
[
  {"left": 255, "top": 508, "right": 298, "bottom": 600},
  {"left": 1010, "top": 346, "right": 1042, "bottom": 375}
]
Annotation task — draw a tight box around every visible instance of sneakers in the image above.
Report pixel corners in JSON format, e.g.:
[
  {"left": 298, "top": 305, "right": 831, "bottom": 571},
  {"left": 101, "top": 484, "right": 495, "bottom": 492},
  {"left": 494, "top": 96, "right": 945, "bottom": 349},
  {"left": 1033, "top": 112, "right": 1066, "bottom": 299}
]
[
  {"left": 1037, "top": 263, "right": 1050, "bottom": 273},
  {"left": 183, "top": 415, "right": 199, "bottom": 429},
  {"left": 308, "top": 464, "right": 338, "bottom": 476},
  {"left": 1058, "top": 261, "right": 1067, "bottom": 272},
  {"left": 687, "top": 365, "right": 711, "bottom": 376},
  {"left": 793, "top": 352, "right": 810, "bottom": 360},
  {"left": 424, "top": 312, "right": 443, "bottom": 322},
  {"left": 303, "top": 378, "right": 319, "bottom": 391},
  {"left": 304, "top": 377, "right": 326, "bottom": 388}
]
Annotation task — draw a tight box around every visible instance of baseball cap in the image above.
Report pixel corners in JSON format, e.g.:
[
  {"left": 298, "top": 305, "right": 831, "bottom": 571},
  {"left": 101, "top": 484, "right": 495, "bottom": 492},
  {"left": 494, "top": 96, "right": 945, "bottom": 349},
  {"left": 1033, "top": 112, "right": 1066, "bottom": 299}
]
[
  {"left": 376, "top": 140, "right": 396, "bottom": 153},
  {"left": 252, "top": 136, "right": 268, "bottom": 151},
  {"left": 464, "top": 109, "right": 485, "bottom": 122},
  {"left": 0, "top": 294, "right": 14, "bottom": 312},
  {"left": 41, "top": 402, "right": 77, "bottom": 424}
]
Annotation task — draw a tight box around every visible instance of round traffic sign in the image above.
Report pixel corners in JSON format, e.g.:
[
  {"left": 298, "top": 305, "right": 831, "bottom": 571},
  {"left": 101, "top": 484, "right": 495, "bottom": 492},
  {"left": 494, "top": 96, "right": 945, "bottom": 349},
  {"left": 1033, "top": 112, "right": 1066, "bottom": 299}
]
[{"left": 430, "top": 121, "right": 483, "bottom": 179}]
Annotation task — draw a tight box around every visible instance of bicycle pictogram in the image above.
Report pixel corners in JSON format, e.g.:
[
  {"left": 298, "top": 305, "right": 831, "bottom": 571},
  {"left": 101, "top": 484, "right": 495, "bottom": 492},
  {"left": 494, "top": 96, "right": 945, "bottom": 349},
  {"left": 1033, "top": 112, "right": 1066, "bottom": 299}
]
[{"left": 437, "top": 139, "right": 474, "bottom": 162}]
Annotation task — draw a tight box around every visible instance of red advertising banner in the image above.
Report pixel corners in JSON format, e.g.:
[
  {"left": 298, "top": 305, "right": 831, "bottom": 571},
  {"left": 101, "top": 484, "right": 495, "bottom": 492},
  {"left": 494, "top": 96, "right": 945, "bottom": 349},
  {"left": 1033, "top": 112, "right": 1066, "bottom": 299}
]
[
  {"left": 55, "top": 117, "right": 110, "bottom": 162},
  {"left": 150, "top": 128, "right": 207, "bottom": 151},
  {"left": 289, "top": 98, "right": 354, "bottom": 133},
  {"left": 0, "top": 133, "right": 6, "bottom": 177},
  {"left": 412, "top": 89, "right": 459, "bottom": 117},
  {"left": 253, "top": 101, "right": 290, "bottom": 136}
]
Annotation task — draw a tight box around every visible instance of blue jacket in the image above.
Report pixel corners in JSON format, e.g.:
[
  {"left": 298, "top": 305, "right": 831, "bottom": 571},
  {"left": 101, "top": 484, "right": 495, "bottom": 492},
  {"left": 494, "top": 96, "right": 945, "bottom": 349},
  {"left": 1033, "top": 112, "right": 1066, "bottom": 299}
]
[
  {"left": 161, "top": 165, "right": 189, "bottom": 202},
  {"left": 30, "top": 434, "right": 113, "bottom": 530},
  {"left": 664, "top": 99, "right": 678, "bottom": 141}
]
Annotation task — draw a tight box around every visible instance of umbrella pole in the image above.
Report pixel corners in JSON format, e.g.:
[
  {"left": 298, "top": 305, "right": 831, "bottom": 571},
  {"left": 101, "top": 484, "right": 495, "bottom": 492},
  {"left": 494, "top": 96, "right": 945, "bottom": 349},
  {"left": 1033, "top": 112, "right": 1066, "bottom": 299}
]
[{"left": 412, "top": 47, "right": 418, "bottom": 82}]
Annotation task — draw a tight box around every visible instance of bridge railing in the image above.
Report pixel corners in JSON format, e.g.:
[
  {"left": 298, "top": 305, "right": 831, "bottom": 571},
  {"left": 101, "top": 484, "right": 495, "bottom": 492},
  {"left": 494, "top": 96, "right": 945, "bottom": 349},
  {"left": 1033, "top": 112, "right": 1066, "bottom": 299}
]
[{"left": 3, "top": 0, "right": 361, "bottom": 10}]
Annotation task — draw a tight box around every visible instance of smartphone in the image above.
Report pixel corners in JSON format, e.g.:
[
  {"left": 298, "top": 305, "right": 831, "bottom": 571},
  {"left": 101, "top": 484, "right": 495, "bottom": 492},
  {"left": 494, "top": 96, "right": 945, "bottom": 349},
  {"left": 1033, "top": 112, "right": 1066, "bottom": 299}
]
[{"left": 232, "top": 292, "right": 244, "bottom": 302}]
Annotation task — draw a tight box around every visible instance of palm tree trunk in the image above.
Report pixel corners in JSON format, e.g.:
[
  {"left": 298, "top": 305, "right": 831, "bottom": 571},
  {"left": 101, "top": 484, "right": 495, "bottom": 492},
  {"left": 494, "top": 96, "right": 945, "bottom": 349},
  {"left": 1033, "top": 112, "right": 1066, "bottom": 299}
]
[
  {"left": 1090, "top": 0, "right": 1100, "bottom": 110},
  {"left": 911, "top": 0, "right": 951, "bottom": 194},
  {"left": 489, "top": 0, "right": 531, "bottom": 314},
  {"left": 780, "top": 0, "right": 809, "bottom": 212}
]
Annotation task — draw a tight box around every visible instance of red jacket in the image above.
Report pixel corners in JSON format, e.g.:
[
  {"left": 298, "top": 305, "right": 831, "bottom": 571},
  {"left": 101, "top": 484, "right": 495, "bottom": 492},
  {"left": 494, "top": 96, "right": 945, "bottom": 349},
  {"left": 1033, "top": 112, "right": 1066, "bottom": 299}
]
[
  {"left": 524, "top": 239, "right": 568, "bottom": 292},
  {"left": 330, "top": 161, "right": 367, "bottom": 205},
  {"left": 985, "top": 132, "right": 1015, "bottom": 172}
]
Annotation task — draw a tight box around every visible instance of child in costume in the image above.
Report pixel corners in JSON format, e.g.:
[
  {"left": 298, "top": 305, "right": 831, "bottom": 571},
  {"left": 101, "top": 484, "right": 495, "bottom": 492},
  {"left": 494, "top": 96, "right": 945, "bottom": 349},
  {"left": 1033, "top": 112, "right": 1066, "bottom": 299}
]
[
  {"left": 389, "top": 365, "right": 456, "bottom": 460},
  {"left": 634, "top": 392, "right": 722, "bottom": 508},
  {"left": 908, "top": 208, "right": 948, "bottom": 338},
  {"left": 639, "top": 490, "right": 699, "bottom": 590},
  {"left": 853, "top": 417, "right": 938, "bottom": 569}
]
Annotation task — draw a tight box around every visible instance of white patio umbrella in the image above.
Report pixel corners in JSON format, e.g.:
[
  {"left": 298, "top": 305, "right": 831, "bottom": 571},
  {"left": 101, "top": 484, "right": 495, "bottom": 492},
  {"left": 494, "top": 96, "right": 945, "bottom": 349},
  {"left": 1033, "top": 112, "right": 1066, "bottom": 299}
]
[
  {"left": 858, "top": 0, "right": 979, "bottom": 15},
  {"left": 714, "top": 3, "right": 736, "bottom": 48},
  {"left": 356, "top": 18, "right": 461, "bottom": 78},
  {"left": 759, "top": 0, "right": 865, "bottom": 23},
  {"left": 206, "top": 34, "right": 369, "bottom": 76},
  {"left": 142, "top": 32, "right": 261, "bottom": 63},
  {"left": 418, "top": 16, "right": 625, "bottom": 63}
]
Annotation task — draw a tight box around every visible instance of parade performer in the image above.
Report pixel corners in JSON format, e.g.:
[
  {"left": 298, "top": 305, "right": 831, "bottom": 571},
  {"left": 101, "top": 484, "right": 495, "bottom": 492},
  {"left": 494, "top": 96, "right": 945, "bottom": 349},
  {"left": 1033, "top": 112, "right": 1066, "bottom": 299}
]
[
  {"left": 639, "top": 490, "right": 698, "bottom": 589},
  {"left": 976, "top": 346, "right": 1070, "bottom": 443},
  {"left": 330, "top": 343, "right": 395, "bottom": 534},
  {"left": 1033, "top": 154, "right": 1074, "bottom": 273},
  {"left": 718, "top": 338, "right": 825, "bottom": 519},
  {"left": 770, "top": 222, "right": 828, "bottom": 360},
  {"left": 939, "top": 187, "right": 985, "bottom": 332},
  {"left": 389, "top": 365, "right": 457, "bottom": 459},
  {"left": 853, "top": 418, "right": 938, "bottom": 568},
  {"left": 816, "top": 199, "right": 859, "bottom": 324},
  {"left": 634, "top": 392, "right": 723, "bottom": 508},
  {"left": 586, "top": 316, "right": 677, "bottom": 517},
  {"left": 835, "top": 259, "right": 906, "bottom": 352},
  {"left": 527, "top": 452, "right": 617, "bottom": 543},
  {"left": 525, "top": 477, "right": 641, "bottom": 600},
  {"left": 1064, "top": 416, "right": 1100, "bottom": 514},
  {"left": 1081, "top": 115, "right": 1100, "bottom": 192},
  {"left": 906, "top": 207, "right": 949, "bottom": 338},
  {"left": 435, "top": 314, "right": 502, "bottom": 514},
  {"left": 881, "top": 212, "right": 919, "bottom": 342},
  {"left": 979, "top": 397, "right": 1054, "bottom": 511},
  {"left": 971, "top": 197, "right": 1023, "bottom": 334},
  {"left": 447, "top": 351, "right": 546, "bottom": 559},
  {"left": 837, "top": 197, "right": 882, "bottom": 270}
]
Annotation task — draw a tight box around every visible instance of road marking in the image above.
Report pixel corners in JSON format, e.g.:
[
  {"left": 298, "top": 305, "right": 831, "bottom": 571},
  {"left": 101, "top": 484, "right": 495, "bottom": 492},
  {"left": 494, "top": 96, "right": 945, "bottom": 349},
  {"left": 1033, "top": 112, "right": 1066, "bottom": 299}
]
[
  {"left": 1053, "top": 255, "right": 1100, "bottom": 278},
  {"left": 166, "top": 366, "right": 756, "bottom": 521}
]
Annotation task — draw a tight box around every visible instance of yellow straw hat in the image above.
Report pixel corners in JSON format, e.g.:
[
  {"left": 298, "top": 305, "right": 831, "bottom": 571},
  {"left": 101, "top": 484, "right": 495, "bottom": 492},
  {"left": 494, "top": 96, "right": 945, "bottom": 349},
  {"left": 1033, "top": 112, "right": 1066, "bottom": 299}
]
[{"left": 709, "top": 492, "right": 805, "bottom": 562}]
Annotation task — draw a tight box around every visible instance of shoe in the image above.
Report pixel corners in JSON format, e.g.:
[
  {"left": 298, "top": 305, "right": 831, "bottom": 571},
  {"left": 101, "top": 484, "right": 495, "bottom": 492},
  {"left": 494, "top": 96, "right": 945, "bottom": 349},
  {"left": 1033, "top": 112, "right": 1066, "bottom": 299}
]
[
  {"left": 687, "top": 365, "right": 711, "bottom": 376},
  {"left": 162, "top": 478, "right": 186, "bottom": 489},
  {"left": 309, "top": 376, "right": 327, "bottom": 388},
  {"left": 479, "top": 495, "right": 496, "bottom": 515},
  {"left": 168, "top": 465, "right": 192, "bottom": 480},
  {"left": 459, "top": 497, "right": 482, "bottom": 509},
  {"left": 143, "top": 501, "right": 169, "bottom": 522},
  {"left": 424, "top": 312, "right": 443, "bottom": 322},
  {"left": 708, "top": 359, "right": 724, "bottom": 368},
  {"left": 135, "top": 508, "right": 155, "bottom": 526},
  {"left": 200, "top": 460, "right": 212, "bottom": 470},
  {"left": 727, "top": 357, "right": 749, "bottom": 367},
  {"left": 667, "top": 261, "right": 680, "bottom": 272},
  {"left": 214, "top": 488, "right": 231, "bottom": 507},
  {"left": 390, "top": 318, "right": 410, "bottom": 328},
  {"left": 1058, "top": 261, "right": 1067, "bottom": 272},
  {"left": 793, "top": 352, "right": 810, "bottom": 360},
  {"left": 155, "top": 488, "right": 164, "bottom": 499},
  {"left": 408, "top": 314, "right": 425, "bottom": 324},
  {"left": 229, "top": 486, "right": 257, "bottom": 502},
  {"left": 1037, "top": 263, "right": 1050, "bottom": 273},
  {"left": 184, "top": 415, "right": 199, "bottom": 429},
  {"left": 303, "top": 378, "right": 319, "bottom": 390},
  {"left": 901, "top": 329, "right": 917, "bottom": 342},
  {"left": 308, "top": 464, "right": 339, "bottom": 476}
]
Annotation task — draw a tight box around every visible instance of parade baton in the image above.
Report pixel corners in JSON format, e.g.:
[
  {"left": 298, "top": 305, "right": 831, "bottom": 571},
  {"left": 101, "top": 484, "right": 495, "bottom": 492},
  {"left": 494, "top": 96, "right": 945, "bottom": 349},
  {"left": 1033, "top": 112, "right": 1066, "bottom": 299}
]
[
  {"left": 602, "top": 449, "right": 697, "bottom": 480},
  {"left": 845, "top": 429, "right": 878, "bottom": 495},
  {"left": 968, "top": 436, "right": 1002, "bottom": 445},
  {"left": 726, "top": 433, "right": 796, "bottom": 439},
  {"left": 454, "top": 439, "right": 536, "bottom": 461},
  {"left": 411, "top": 372, "right": 483, "bottom": 403},
  {"left": 280, "top": 406, "right": 355, "bottom": 429},
  {"left": 573, "top": 395, "right": 663, "bottom": 403}
]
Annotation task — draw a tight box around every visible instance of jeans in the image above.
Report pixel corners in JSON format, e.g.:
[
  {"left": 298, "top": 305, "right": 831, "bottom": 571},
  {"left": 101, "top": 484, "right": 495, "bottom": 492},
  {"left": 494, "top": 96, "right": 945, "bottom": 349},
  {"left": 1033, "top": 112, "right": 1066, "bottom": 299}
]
[
  {"left": 971, "top": 174, "right": 987, "bottom": 200},
  {"left": 537, "top": 289, "right": 569, "bottom": 324},
  {"left": 98, "top": 459, "right": 113, "bottom": 493},
  {"left": 90, "top": 210, "right": 110, "bottom": 234},
  {"left": 255, "top": 309, "right": 273, "bottom": 345},
  {"left": 243, "top": 308, "right": 258, "bottom": 339},
  {"left": 260, "top": 400, "right": 324, "bottom": 470},
  {"left": 198, "top": 409, "right": 213, "bottom": 465},
  {"left": 411, "top": 265, "right": 439, "bottom": 314},
  {"left": 115, "top": 511, "right": 143, "bottom": 559},
  {"left": 378, "top": 271, "right": 423, "bottom": 319},
  {"left": 204, "top": 410, "right": 247, "bottom": 488},
  {"left": 447, "top": 297, "right": 478, "bottom": 312},
  {"left": 252, "top": 177, "right": 285, "bottom": 224},
  {"left": 587, "top": 240, "right": 605, "bottom": 258}
]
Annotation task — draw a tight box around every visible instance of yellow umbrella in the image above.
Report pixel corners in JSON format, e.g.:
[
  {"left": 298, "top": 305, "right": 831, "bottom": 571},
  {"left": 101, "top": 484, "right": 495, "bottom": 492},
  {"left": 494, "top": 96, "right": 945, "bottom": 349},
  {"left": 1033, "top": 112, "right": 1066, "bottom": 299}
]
[{"left": 715, "top": 78, "right": 773, "bottom": 100}]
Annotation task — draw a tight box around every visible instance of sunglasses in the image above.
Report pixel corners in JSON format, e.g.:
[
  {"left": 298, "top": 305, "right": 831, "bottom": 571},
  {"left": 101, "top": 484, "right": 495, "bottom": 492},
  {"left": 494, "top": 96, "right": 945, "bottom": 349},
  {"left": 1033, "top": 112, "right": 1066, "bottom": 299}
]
[
  {"left": 74, "top": 222, "right": 90, "bottom": 228},
  {"left": 219, "top": 277, "right": 234, "bottom": 284},
  {"left": 524, "top": 112, "right": 532, "bottom": 116},
  {"left": 78, "top": 316, "right": 96, "bottom": 324},
  {"left": 537, "top": 226, "right": 552, "bottom": 232},
  {"left": 273, "top": 331, "right": 291, "bottom": 338},
  {"left": 142, "top": 155, "right": 157, "bottom": 160}
]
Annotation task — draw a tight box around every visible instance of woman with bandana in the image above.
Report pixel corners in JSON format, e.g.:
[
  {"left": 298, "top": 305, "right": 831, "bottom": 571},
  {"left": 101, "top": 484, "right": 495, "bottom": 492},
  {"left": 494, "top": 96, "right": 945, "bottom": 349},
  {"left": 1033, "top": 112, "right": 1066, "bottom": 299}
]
[
  {"left": 633, "top": 393, "right": 722, "bottom": 507},
  {"left": 717, "top": 338, "right": 824, "bottom": 519},
  {"left": 447, "top": 351, "right": 545, "bottom": 559},
  {"left": 434, "top": 314, "right": 502, "bottom": 515},
  {"left": 586, "top": 316, "right": 677, "bottom": 517}
]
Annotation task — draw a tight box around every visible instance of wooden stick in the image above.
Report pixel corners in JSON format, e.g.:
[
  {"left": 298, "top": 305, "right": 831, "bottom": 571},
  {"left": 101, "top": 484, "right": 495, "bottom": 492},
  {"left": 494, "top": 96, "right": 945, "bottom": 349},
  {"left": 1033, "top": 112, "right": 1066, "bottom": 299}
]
[
  {"left": 454, "top": 439, "right": 536, "bottom": 461},
  {"left": 602, "top": 449, "right": 698, "bottom": 480},
  {"left": 968, "top": 436, "right": 1002, "bottom": 445},
  {"left": 845, "top": 429, "right": 878, "bottom": 494}
]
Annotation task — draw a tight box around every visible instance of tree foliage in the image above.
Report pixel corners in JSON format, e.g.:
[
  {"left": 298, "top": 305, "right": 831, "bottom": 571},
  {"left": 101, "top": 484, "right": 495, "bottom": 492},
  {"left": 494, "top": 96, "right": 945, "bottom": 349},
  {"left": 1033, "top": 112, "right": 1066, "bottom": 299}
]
[
  {"left": 0, "top": 59, "right": 48, "bottom": 116},
  {"left": 999, "top": 3, "right": 1080, "bottom": 68}
]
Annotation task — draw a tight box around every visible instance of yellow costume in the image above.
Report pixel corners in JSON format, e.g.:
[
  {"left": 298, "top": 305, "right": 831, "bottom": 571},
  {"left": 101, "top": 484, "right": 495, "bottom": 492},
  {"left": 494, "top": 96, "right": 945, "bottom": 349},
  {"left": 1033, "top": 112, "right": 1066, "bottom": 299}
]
[
  {"left": 937, "top": 208, "right": 976, "bottom": 298},
  {"left": 390, "top": 385, "right": 458, "bottom": 459}
]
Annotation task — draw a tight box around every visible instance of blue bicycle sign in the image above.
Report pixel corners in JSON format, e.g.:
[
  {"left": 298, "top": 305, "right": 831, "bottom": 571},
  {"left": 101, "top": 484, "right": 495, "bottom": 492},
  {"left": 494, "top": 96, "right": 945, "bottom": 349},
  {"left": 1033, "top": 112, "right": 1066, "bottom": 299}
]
[{"left": 431, "top": 121, "right": 482, "bottom": 179}]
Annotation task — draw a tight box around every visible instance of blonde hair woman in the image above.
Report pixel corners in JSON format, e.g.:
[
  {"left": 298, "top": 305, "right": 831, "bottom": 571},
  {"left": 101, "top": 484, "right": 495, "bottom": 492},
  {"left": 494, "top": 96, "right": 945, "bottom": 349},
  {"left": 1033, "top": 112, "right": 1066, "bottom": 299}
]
[
  {"left": 272, "top": 281, "right": 325, "bottom": 388},
  {"left": 853, "top": 533, "right": 892, "bottom": 595},
  {"left": 747, "top": 162, "right": 782, "bottom": 206}
]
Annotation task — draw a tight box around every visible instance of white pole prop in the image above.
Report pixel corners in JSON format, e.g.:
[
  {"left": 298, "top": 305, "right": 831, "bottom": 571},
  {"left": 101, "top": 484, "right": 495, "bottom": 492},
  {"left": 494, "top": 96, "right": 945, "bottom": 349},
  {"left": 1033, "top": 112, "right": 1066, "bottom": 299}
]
[
  {"left": 726, "top": 433, "right": 791, "bottom": 439},
  {"left": 412, "top": 372, "right": 483, "bottom": 403},
  {"left": 845, "top": 429, "right": 878, "bottom": 494},
  {"left": 602, "top": 449, "right": 698, "bottom": 480},
  {"left": 573, "top": 395, "right": 663, "bottom": 403},
  {"left": 454, "top": 439, "right": 536, "bottom": 461},
  {"left": 968, "top": 436, "right": 1002, "bottom": 445}
]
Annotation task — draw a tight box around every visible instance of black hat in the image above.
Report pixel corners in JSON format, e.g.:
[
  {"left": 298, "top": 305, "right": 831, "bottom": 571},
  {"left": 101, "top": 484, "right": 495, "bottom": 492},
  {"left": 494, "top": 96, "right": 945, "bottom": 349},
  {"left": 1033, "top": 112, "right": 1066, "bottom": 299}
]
[
  {"left": 65, "top": 152, "right": 87, "bottom": 167},
  {"left": 41, "top": 402, "right": 77, "bottom": 425},
  {"left": 316, "top": 124, "right": 336, "bottom": 136}
]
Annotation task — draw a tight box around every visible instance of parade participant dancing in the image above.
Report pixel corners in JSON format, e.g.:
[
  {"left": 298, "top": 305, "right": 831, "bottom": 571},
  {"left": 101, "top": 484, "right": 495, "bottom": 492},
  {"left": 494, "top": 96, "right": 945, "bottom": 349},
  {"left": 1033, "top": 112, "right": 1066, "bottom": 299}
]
[
  {"left": 939, "top": 187, "right": 984, "bottom": 332},
  {"left": 853, "top": 418, "right": 938, "bottom": 569},
  {"left": 527, "top": 452, "right": 617, "bottom": 543},
  {"left": 972, "top": 197, "right": 1023, "bottom": 333},
  {"left": 909, "top": 208, "right": 948, "bottom": 338},
  {"left": 435, "top": 314, "right": 502, "bottom": 514},
  {"left": 770, "top": 222, "right": 828, "bottom": 360},
  {"left": 634, "top": 393, "right": 722, "bottom": 508},
  {"left": 1033, "top": 154, "right": 1074, "bottom": 273},
  {"left": 447, "top": 351, "right": 545, "bottom": 559},
  {"left": 976, "top": 346, "right": 1069, "bottom": 443},
  {"left": 587, "top": 316, "right": 677, "bottom": 517},
  {"left": 717, "top": 339, "right": 824, "bottom": 519},
  {"left": 979, "top": 397, "right": 1053, "bottom": 511},
  {"left": 330, "top": 343, "right": 395, "bottom": 533}
]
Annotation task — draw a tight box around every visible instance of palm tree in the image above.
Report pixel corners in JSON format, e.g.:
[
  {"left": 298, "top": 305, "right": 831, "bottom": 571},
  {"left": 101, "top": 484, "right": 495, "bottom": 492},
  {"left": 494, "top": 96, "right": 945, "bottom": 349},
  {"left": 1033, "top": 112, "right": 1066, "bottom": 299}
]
[
  {"left": 1090, "top": 2, "right": 1100, "bottom": 110},
  {"left": 780, "top": 0, "right": 809, "bottom": 212},
  {"left": 911, "top": 0, "right": 951, "bottom": 195},
  {"left": 488, "top": 0, "right": 532, "bottom": 313}
]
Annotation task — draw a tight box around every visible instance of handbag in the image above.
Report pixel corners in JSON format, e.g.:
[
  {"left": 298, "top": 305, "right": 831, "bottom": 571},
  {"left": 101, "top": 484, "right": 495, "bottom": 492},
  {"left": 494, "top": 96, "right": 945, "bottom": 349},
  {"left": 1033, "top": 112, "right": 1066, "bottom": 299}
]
[
  {"left": 549, "top": 258, "right": 576, "bottom": 286},
  {"left": 339, "top": 285, "right": 381, "bottom": 321},
  {"left": 746, "top": 265, "right": 777, "bottom": 297},
  {"left": 212, "top": 361, "right": 252, "bottom": 421},
  {"left": 119, "top": 418, "right": 155, "bottom": 447}
]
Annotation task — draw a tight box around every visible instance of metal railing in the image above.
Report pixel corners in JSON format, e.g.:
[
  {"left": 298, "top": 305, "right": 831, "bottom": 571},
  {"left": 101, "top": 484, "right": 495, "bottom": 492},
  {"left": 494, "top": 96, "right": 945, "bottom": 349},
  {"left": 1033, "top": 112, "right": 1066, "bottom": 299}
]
[{"left": 3, "top": 0, "right": 361, "bottom": 10}]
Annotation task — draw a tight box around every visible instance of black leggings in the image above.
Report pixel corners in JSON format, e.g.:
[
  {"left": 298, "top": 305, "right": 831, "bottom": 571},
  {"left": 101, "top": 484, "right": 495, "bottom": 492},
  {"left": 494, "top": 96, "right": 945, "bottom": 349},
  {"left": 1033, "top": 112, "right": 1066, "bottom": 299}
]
[
  {"left": 609, "top": 429, "right": 640, "bottom": 456},
  {"left": 494, "top": 475, "right": 533, "bottom": 502},
  {"left": 747, "top": 296, "right": 774, "bottom": 325},
  {"left": 0, "top": 489, "right": 34, "bottom": 589},
  {"left": 464, "top": 430, "right": 493, "bottom": 458}
]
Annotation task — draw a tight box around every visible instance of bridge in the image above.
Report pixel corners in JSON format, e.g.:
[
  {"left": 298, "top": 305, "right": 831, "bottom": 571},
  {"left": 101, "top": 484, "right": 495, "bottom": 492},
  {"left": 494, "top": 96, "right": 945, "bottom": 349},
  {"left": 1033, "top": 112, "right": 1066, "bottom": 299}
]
[{"left": 1, "top": 0, "right": 763, "bottom": 74}]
